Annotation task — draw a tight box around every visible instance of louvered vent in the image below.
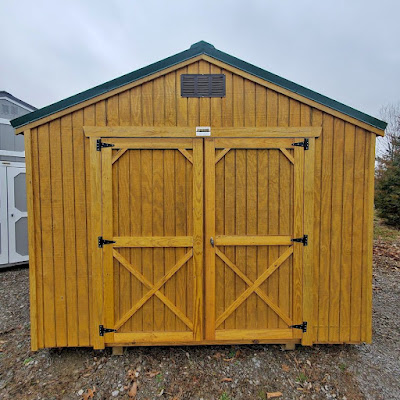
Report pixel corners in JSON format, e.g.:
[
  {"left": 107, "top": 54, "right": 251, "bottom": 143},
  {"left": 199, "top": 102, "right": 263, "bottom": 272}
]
[{"left": 181, "top": 74, "right": 226, "bottom": 97}]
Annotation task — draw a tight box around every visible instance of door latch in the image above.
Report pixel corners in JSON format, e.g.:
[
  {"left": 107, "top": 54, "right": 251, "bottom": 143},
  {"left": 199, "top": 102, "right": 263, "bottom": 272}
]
[{"left": 210, "top": 237, "right": 214, "bottom": 247}]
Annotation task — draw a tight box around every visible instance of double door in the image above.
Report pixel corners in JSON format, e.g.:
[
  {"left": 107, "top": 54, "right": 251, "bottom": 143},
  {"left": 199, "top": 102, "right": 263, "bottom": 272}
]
[
  {"left": 93, "top": 136, "right": 308, "bottom": 346},
  {"left": 0, "top": 165, "right": 29, "bottom": 266}
]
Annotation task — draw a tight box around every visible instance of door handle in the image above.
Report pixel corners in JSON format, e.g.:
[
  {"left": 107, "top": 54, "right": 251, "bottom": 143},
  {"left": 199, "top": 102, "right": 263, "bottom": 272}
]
[{"left": 210, "top": 237, "right": 214, "bottom": 247}]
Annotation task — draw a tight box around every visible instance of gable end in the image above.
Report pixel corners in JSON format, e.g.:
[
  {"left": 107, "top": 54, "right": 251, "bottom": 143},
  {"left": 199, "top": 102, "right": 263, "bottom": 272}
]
[{"left": 11, "top": 41, "right": 386, "bottom": 135}]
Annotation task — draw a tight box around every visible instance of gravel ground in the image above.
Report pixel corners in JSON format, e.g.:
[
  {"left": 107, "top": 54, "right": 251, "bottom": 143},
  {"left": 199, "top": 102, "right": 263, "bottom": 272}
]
[{"left": 0, "top": 239, "right": 399, "bottom": 400}]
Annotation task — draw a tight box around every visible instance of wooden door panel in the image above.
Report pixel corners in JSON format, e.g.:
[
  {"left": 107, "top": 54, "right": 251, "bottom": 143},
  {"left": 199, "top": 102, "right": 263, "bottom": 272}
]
[
  {"left": 215, "top": 148, "right": 294, "bottom": 331},
  {"left": 205, "top": 138, "right": 304, "bottom": 340},
  {"left": 101, "top": 139, "right": 203, "bottom": 344}
]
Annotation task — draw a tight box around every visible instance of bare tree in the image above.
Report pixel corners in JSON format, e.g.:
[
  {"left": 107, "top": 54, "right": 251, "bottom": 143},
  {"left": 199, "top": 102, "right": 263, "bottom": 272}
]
[
  {"left": 375, "top": 103, "right": 400, "bottom": 227},
  {"left": 377, "top": 102, "right": 400, "bottom": 159}
]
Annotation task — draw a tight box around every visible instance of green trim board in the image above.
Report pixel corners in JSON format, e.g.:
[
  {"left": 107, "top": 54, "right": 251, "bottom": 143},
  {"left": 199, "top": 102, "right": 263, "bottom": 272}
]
[{"left": 11, "top": 41, "right": 386, "bottom": 131}]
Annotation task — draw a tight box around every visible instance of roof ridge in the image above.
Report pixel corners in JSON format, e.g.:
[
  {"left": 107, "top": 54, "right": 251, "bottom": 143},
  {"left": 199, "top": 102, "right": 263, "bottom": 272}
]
[
  {"left": 0, "top": 90, "right": 37, "bottom": 111},
  {"left": 190, "top": 40, "right": 215, "bottom": 49}
]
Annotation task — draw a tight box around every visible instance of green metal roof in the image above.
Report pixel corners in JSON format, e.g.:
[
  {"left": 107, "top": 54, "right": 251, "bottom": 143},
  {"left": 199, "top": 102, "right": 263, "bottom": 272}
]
[{"left": 11, "top": 40, "right": 387, "bottom": 131}]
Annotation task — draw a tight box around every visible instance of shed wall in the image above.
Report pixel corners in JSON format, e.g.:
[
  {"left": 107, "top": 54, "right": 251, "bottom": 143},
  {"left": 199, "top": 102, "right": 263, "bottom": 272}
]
[{"left": 25, "top": 59, "right": 375, "bottom": 348}]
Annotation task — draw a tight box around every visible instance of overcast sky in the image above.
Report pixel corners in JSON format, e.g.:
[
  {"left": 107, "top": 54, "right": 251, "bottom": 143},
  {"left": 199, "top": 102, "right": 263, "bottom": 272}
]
[{"left": 1, "top": 0, "right": 399, "bottom": 122}]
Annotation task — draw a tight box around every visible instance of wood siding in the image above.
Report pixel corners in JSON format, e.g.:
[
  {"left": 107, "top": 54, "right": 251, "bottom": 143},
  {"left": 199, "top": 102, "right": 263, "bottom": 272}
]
[{"left": 25, "top": 59, "right": 375, "bottom": 348}]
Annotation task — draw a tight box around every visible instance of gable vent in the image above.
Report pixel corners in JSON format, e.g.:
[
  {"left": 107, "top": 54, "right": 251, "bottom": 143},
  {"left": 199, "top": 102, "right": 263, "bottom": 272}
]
[{"left": 181, "top": 74, "right": 226, "bottom": 98}]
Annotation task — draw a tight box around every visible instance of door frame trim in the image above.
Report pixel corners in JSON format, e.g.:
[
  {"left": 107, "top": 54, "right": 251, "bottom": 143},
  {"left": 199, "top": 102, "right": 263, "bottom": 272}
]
[
  {"left": 302, "top": 138, "right": 315, "bottom": 345},
  {"left": 84, "top": 126, "right": 322, "bottom": 138}
]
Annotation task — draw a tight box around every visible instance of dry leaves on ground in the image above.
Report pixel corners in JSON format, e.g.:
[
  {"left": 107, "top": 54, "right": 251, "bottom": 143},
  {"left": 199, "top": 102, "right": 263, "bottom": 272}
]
[
  {"left": 282, "top": 364, "right": 290, "bottom": 372},
  {"left": 82, "top": 387, "right": 96, "bottom": 400},
  {"left": 146, "top": 370, "right": 161, "bottom": 378},
  {"left": 267, "top": 392, "right": 283, "bottom": 399},
  {"left": 128, "top": 382, "right": 138, "bottom": 398},
  {"left": 373, "top": 241, "right": 400, "bottom": 261}
]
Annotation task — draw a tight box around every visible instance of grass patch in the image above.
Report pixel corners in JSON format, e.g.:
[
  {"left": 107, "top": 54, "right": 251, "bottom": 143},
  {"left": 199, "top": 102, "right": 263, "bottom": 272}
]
[
  {"left": 23, "top": 357, "right": 33, "bottom": 365},
  {"left": 338, "top": 362, "right": 347, "bottom": 371},
  {"left": 296, "top": 372, "right": 308, "bottom": 383},
  {"left": 374, "top": 214, "right": 400, "bottom": 241},
  {"left": 258, "top": 390, "right": 267, "bottom": 399}
]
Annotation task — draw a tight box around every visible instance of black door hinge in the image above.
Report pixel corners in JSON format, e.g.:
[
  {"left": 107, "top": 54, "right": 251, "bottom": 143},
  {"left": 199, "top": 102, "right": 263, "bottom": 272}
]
[
  {"left": 99, "top": 325, "right": 117, "bottom": 336},
  {"left": 291, "top": 234, "right": 308, "bottom": 246},
  {"left": 96, "top": 138, "right": 115, "bottom": 151},
  {"left": 98, "top": 236, "right": 116, "bottom": 248},
  {"left": 292, "top": 138, "right": 309, "bottom": 150},
  {"left": 290, "top": 321, "right": 307, "bottom": 332}
]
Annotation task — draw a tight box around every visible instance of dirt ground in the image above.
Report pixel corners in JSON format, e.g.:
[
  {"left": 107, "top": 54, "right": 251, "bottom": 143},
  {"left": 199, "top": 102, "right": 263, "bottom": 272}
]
[{"left": 1, "top": 232, "right": 399, "bottom": 399}]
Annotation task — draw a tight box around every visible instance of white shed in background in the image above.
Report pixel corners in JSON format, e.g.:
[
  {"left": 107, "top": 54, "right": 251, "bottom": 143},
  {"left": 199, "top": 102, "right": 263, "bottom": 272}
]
[{"left": 0, "top": 91, "right": 36, "bottom": 267}]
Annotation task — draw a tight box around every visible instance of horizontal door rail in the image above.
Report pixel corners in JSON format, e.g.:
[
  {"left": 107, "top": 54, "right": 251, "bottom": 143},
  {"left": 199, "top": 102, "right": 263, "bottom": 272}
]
[
  {"left": 112, "top": 331, "right": 193, "bottom": 344},
  {"left": 215, "top": 329, "right": 294, "bottom": 341},
  {"left": 214, "top": 235, "right": 292, "bottom": 246},
  {"left": 103, "top": 138, "right": 193, "bottom": 149},
  {"left": 114, "top": 236, "right": 193, "bottom": 248},
  {"left": 214, "top": 138, "right": 295, "bottom": 149}
]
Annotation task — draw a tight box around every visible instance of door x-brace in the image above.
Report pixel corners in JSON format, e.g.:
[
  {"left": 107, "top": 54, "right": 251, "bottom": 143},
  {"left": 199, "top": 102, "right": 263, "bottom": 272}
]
[
  {"left": 112, "top": 249, "right": 194, "bottom": 331},
  {"left": 214, "top": 246, "right": 294, "bottom": 328}
]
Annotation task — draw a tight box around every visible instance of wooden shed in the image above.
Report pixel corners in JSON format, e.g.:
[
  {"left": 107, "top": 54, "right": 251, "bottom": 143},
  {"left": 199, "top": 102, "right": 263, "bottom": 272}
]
[{"left": 11, "top": 41, "right": 386, "bottom": 351}]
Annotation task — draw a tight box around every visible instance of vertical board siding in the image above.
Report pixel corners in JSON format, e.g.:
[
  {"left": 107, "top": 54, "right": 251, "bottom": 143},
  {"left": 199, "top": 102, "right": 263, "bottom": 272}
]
[
  {"left": 83, "top": 105, "right": 95, "bottom": 344},
  {"left": 351, "top": 129, "right": 366, "bottom": 342},
  {"left": 29, "top": 59, "right": 375, "bottom": 347},
  {"left": 329, "top": 119, "right": 345, "bottom": 342},
  {"left": 38, "top": 124, "right": 56, "bottom": 347},
  {"left": 318, "top": 114, "right": 334, "bottom": 342},
  {"left": 31, "top": 128, "right": 44, "bottom": 348},
  {"left": 364, "top": 134, "right": 375, "bottom": 343},
  {"left": 73, "top": 110, "right": 90, "bottom": 346},
  {"left": 25, "top": 129, "right": 38, "bottom": 350},
  {"left": 49, "top": 119, "right": 67, "bottom": 347},
  {"left": 311, "top": 109, "right": 323, "bottom": 342},
  {"left": 340, "top": 123, "right": 356, "bottom": 342},
  {"left": 61, "top": 115, "right": 78, "bottom": 346}
]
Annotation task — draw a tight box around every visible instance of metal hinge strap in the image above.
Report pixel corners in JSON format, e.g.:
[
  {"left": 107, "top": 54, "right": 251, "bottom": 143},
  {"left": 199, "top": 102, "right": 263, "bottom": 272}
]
[
  {"left": 290, "top": 321, "right": 307, "bottom": 332},
  {"left": 292, "top": 138, "right": 309, "bottom": 150},
  {"left": 96, "top": 138, "right": 115, "bottom": 151},
  {"left": 98, "top": 236, "right": 116, "bottom": 248},
  {"left": 291, "top": 234, "right": 308, "bottom": 246},
  {"left": 99, "top": 325, "right": 117, "bottom": 336}
]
